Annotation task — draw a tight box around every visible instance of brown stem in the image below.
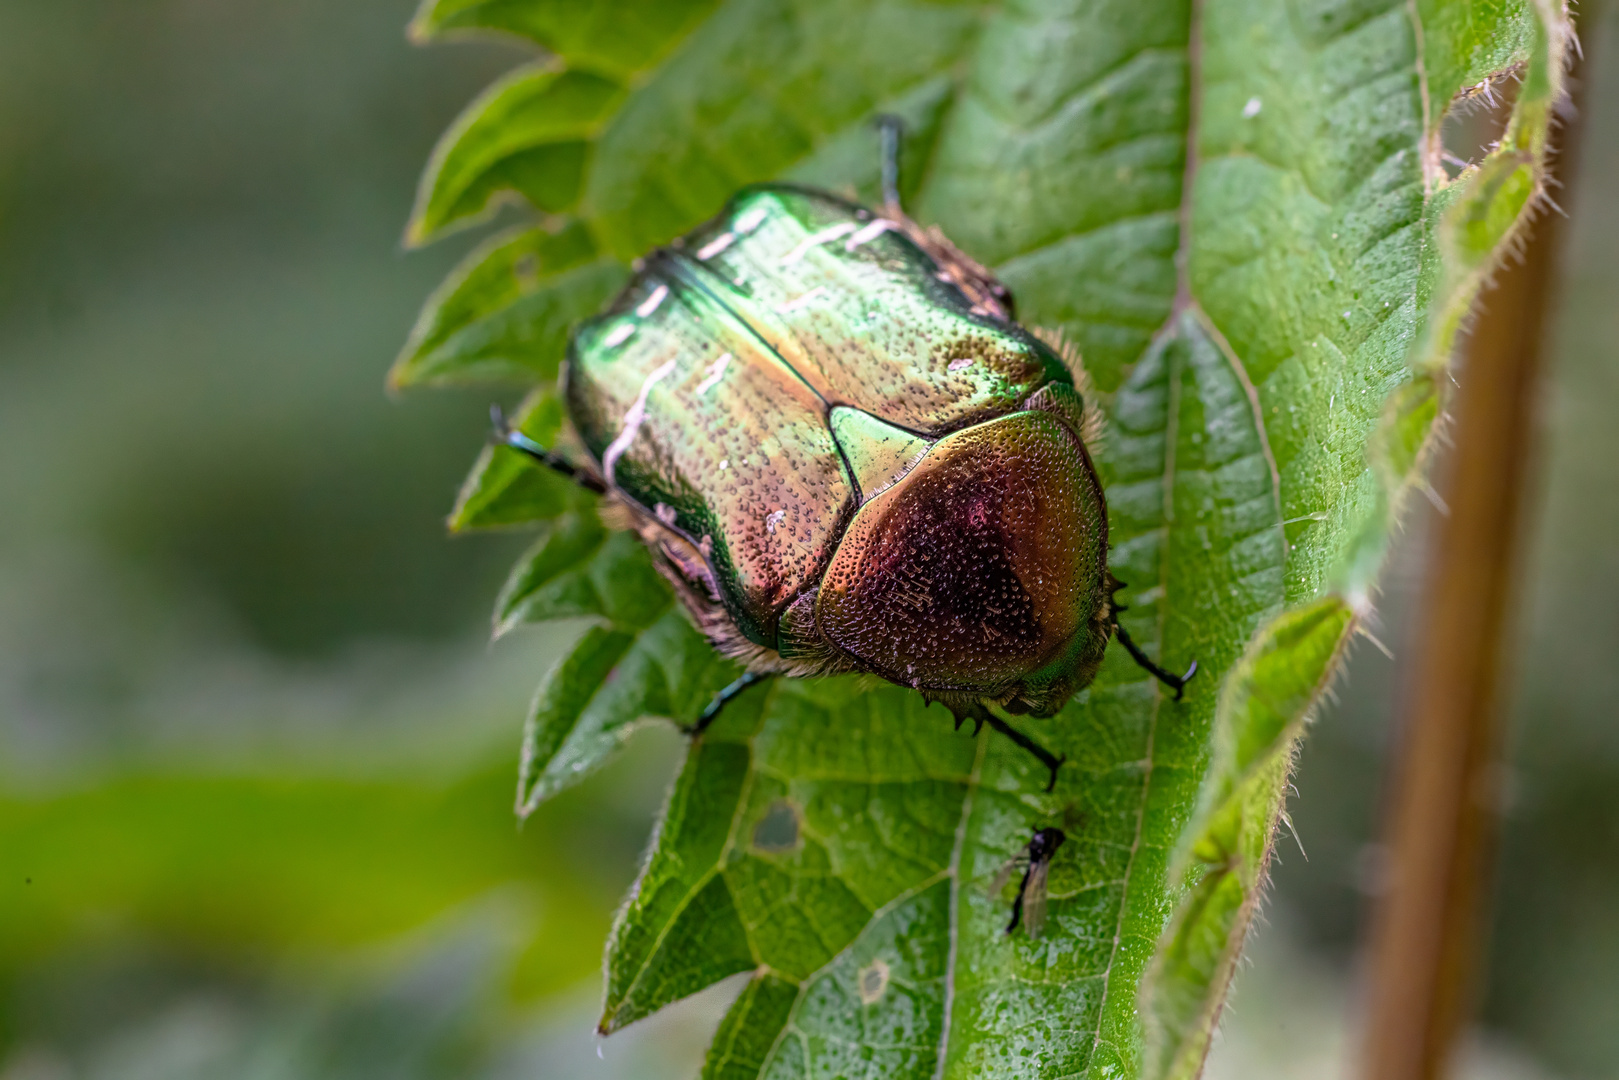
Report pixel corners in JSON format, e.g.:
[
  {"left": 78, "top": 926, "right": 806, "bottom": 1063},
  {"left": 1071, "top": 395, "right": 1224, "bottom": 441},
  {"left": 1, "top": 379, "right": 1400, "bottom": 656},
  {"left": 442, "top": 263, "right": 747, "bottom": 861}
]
[{"left": 1358, "top": 44, "right": 1588, "bottom": 1080}]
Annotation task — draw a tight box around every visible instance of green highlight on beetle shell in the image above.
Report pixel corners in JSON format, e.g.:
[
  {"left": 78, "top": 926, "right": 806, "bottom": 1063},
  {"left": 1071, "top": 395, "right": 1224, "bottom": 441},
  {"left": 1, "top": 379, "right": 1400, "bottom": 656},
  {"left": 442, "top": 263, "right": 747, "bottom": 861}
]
[{"left": 563, "top": 185, "right": 1109, "bottom": 718}]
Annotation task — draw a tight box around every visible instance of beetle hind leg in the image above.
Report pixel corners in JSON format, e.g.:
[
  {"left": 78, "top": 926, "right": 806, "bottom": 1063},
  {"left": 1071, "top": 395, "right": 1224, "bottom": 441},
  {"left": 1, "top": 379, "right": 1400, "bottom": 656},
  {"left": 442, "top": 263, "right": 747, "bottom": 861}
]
[
  {"left": 955, "top": 704, "right": 1066, "bottom": 792},
  {"left": 489, "top": 404, "right": 606, "bottom": 494}
]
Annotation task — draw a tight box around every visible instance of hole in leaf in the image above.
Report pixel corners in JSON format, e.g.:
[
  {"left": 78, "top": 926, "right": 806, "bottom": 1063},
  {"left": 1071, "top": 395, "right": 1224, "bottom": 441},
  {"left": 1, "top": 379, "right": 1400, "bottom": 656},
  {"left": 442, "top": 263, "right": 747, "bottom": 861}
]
[
  {"left": 1439, "top": 64, "right": 1526, "bottom": 179},
  {"left": 751, "top": 800, "right": 800, "bottom": 852},
  {"left": 858, "top": 959, "right": 890, "bottom": 1005}
]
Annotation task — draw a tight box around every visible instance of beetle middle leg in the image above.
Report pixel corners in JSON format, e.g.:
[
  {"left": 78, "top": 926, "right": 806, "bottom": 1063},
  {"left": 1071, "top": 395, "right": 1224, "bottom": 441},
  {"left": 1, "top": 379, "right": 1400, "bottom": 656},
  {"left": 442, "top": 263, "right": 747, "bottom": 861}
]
[
  {"left": 961, "top": 704, "right": 1066, "bottom": 793},
  {"left": 1112, "top": 619, "right": 1198, "bottom": 701},
  {"left": 1107, "top": 579, "right": 1198, "bottom": 700},
  {"left": 687, "top": 671, "right": 771, "bottom": 738}
]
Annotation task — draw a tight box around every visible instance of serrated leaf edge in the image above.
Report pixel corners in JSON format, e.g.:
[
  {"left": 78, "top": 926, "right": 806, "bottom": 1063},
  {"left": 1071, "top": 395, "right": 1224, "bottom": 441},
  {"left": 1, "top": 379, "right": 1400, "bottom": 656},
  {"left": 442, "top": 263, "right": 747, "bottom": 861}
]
[{"left": 1138, "top": 2, "right": 1573, "bottom": 1074}]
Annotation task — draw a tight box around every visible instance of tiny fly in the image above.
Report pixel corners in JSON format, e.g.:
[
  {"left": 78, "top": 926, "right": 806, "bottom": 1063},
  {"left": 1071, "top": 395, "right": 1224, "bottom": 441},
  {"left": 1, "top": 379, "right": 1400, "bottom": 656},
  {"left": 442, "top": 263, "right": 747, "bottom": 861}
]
[{"left": 991, "top": 826, "right": 1067, "bottom": 936}]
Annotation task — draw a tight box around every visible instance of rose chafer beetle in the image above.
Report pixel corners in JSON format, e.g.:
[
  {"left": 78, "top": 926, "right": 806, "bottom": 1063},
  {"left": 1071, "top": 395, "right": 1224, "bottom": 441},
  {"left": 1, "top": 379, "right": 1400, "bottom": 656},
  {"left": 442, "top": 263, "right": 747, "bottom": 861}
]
[{"left": 497, "top": 122, "right": 1194, "bottom": 789}]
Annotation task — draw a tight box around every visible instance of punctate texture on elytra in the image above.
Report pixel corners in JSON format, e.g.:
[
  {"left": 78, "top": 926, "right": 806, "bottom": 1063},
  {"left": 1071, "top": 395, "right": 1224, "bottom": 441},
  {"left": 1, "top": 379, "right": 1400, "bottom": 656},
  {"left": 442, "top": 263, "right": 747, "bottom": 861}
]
[{"left": 564, "top": 184, "right": 1109, "bottom": 715}]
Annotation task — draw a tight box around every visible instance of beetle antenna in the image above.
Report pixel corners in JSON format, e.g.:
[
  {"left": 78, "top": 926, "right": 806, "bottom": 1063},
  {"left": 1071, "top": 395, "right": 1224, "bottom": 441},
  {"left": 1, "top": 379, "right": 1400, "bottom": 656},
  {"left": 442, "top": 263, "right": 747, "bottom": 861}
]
[
  {"left": 1112, "top": 622, "right": 1198, "bottom": 701},
  {"left": 873, "top": 114, "right": 905, "bottom": 212},
  {"left": 488, "top": 403, "right": 606, "bottom": 494}
]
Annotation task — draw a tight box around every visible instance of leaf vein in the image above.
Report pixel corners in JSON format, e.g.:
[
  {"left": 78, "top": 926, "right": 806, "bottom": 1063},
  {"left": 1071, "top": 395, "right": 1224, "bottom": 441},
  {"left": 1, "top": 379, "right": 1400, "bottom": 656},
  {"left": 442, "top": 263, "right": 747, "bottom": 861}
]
[{"left": 933, "top": 735, "right": 986, "bottom": 1080}]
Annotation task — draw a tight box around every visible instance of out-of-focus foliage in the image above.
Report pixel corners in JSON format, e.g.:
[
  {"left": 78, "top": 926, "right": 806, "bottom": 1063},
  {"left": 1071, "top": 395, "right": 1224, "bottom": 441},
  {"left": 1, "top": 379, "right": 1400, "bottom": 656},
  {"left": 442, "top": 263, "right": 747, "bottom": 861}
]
[{"left": 0, "top": 1, "right": 646, "bottom": 1075}]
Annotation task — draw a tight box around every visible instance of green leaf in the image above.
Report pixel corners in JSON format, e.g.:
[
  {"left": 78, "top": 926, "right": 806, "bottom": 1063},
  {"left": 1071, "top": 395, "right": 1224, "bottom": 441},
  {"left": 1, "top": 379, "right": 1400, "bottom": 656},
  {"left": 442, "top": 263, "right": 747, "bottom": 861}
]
[
  {"left": 503, "top": 515, "right": 742, "bottom": 812},
  {"left": 516, "top": 623, "right": 639, "bottom": 810},
  {"left": 391, "top": 220, "right": 629, "bottom": 389},
  {"left": 405, "top": 0, "right": 1569, "bottom": 1074},
  {"left": 599, "top": 680, "right": 974, "bottom": 1036},
  {"left": 515, "top": 612, "right": 742, "bottom": 814},
  {"left": 700, "top": 972, "right": 800, "bottom": 1080},
  {"left": 495, "top": 512, "right": 673, "bottom": 634},
  {"left": 408, "top": 63, "right": 624, "bottom": 244},
  {"left": 409, "top": 0, "right": 722, "bottom": 79},
  {"left": 582, "top": 1, "right": 984, "bottom": 260},
  {"left": 1144, "top": 596, "right": 1354, "bottom": 1077}
]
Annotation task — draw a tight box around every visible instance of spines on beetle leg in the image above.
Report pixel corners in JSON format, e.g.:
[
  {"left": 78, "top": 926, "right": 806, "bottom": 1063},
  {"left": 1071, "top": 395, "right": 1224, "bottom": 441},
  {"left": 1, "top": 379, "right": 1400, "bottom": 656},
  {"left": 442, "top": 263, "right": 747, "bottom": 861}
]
[{"left": 1031, "top": 326, "right": 1106, "bottom": 451}]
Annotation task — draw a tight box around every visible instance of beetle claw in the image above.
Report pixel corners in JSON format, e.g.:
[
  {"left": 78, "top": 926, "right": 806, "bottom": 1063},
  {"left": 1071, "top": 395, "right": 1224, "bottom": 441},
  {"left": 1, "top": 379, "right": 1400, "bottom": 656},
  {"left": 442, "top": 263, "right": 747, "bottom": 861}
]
[
  {"left": 1172, "top": 661, "right": 1199, "bottom": 702},
  {"left": 948, "top": 703, "right": 991, "bottom": 735},
  {"left": 964, "top": 709, "right": 1065, "bottom": 791},
  {"left": 1112, "top": 621, "right": 1199, "bottom": 701},
  {"left": 950, "top": 703, "right": 994, "bottom": 738}
]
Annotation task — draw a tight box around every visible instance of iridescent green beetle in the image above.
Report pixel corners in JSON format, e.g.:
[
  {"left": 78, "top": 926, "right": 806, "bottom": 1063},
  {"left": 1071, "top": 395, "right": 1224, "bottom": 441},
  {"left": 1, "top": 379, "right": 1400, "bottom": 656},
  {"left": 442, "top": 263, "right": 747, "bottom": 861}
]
[{"left": 499, "top": 128, "right": 1194, "bottom": 788}]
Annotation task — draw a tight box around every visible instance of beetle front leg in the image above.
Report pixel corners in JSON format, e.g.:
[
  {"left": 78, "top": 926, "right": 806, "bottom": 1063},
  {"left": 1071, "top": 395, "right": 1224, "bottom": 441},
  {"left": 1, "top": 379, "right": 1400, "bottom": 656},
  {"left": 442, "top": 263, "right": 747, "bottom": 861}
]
[{"left": 873, "top": 113, "right": 905, "bottom": 212}]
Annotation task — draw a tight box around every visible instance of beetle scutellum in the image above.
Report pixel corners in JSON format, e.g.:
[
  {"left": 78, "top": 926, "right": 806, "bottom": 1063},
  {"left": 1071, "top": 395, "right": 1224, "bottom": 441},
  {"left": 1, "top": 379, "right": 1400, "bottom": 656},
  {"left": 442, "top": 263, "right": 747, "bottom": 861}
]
[{"left": 497, "top": 119, "right": 1195, "bottom": 790}]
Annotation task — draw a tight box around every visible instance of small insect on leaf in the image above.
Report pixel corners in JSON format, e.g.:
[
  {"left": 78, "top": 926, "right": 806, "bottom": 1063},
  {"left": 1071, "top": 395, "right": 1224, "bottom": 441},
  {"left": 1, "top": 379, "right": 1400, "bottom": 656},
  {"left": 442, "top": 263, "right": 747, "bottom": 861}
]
[
  {"left": 1023, "top": 857, "right": 1054, "bottom": 938},
  {"left": 1004, "top": 826, "right": 1066, "bottom": 937}
]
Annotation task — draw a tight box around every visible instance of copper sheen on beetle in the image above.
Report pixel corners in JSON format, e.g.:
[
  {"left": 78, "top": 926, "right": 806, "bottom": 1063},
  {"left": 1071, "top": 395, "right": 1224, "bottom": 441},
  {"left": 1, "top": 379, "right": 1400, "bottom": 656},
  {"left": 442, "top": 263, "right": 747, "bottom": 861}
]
[{"left": 496, "top": 134, "right": 1195, "bottom": 789}]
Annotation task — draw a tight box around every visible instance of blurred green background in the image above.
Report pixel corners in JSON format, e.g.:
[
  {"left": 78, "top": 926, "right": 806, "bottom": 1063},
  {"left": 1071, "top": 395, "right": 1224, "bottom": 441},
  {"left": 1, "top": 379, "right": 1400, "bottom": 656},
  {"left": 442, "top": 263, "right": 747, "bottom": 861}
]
[{"left": 0, "top": 3, "right": 1614, "bottom": 1078}]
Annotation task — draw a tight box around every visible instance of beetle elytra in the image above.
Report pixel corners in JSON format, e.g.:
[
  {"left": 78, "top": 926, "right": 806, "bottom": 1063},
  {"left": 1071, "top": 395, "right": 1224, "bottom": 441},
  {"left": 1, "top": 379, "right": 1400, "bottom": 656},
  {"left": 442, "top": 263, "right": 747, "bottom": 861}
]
[{"left": 496, "top": 121, "right": 1195, "bottom": 789}]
